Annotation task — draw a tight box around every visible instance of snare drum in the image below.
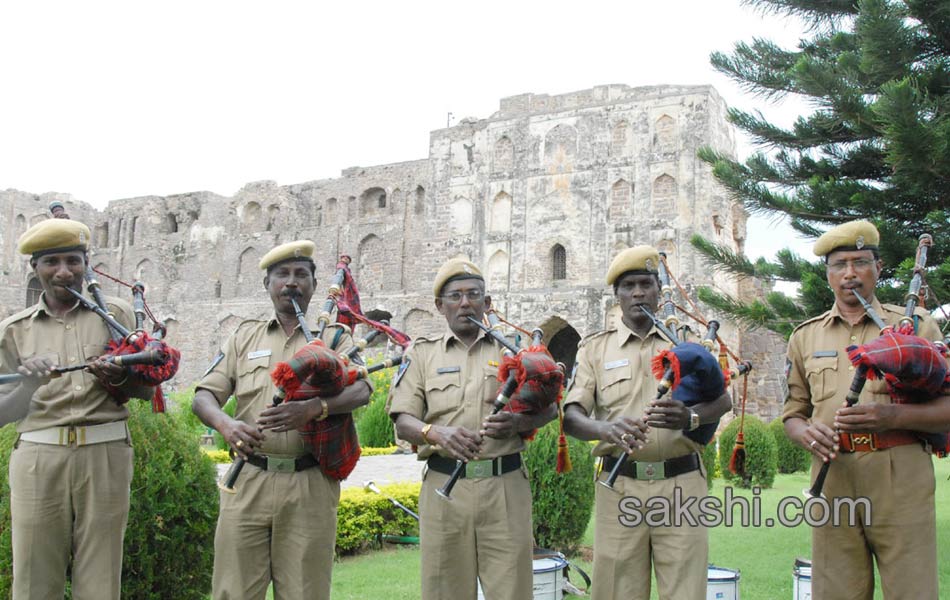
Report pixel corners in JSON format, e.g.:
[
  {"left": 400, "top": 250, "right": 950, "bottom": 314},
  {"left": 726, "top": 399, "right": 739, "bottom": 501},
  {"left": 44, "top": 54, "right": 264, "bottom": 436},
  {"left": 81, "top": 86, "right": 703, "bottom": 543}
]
[
  {"left": 793, "top": 557, "right": 812, "bottom": 600},
  {"left": 476, "top": 555, "right": 568, "bottom": 600},
  {"left": 707, "top": 565, "right": 740, "bottom": 600}
]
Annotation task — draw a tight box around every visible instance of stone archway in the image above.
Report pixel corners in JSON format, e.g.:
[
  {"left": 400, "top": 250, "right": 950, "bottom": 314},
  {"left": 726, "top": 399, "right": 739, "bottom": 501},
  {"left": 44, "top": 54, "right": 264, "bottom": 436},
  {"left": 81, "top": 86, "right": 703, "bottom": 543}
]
[{"left": 538, "top": 316, "right": 581, "bottom": 371}]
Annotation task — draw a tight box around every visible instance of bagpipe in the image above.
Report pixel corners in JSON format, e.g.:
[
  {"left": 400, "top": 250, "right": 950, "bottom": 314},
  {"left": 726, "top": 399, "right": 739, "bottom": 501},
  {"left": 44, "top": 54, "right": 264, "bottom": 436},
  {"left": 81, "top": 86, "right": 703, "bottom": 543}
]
[
  {"left": 218, "top": 256, "right": 410, "bottom": 492},
  {"left": 807, "top": 234, "right": 950, "bottom": 498},
  {"left": 601, "top": 252, "right": 754, "bottom": 492},
  {"left": 435, "top": 310, "right": 564, "bottom": 500},
  {"left": 0, "top": 267, "right": 181, "bottom": 412}
]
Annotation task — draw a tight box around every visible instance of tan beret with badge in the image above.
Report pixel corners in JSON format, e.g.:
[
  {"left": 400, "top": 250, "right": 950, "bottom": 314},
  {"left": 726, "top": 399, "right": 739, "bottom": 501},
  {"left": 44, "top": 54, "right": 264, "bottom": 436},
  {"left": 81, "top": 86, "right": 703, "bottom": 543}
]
[
  {"left": 259, "top": 240, "right": 316, "bottom": 271},
  {"left": 18, "top": 219, "right": 91, "bottom": 257},
  {"left": 813, "top": 220, "right": 880, "bottom": 257},
  {"left": 433, "top": 258, "right": 483, "bottom": 296},
  {"left": 606, "top": 245, "right": 660, "bottom": 285}
]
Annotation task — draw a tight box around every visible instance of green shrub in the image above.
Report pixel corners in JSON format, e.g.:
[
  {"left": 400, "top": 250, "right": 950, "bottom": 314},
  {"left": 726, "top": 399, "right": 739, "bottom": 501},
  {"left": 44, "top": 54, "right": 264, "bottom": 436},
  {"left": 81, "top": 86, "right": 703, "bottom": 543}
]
[
  {"left": 336, "top": 482, "right": 420, "bottom": 555},
  {"left": 524, "top": 419, "right": 595, "bottom": 553},
  {"left": 701, "top": 439, "right": 718, "bottom": 491},
  {"left": 769, "top": 417, "right": 809, "bottom": 474},
  {"left": 718, "top": 415, "right": 778, "bottom": 489},
  {"left": 356, "top": 369, "right": 395, "bottom": 448},
  {"left": 0, "top": 400, "right": 218, "bottom": 599},
  {"left": 213, "top": 397, "right": 237, "bottom": 451}
]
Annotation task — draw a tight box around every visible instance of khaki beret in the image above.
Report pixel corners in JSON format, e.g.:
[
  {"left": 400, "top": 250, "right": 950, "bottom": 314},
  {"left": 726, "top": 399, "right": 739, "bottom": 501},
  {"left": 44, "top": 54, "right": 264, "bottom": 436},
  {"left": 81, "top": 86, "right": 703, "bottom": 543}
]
[
  {"left": 18, "top": 219, "right": 91, "bottom": 257},
  {"left": 433, "top": 258, "right": 483, "bottom": 296},
  {"left": 813, "top": 220, "right": 879, "bottom": 257},
  {"left": 259, "top": 240, "right": 316, "bottom": 271},
  {"left": 606, "top": 245, "right": 660, "bottom": 285}
]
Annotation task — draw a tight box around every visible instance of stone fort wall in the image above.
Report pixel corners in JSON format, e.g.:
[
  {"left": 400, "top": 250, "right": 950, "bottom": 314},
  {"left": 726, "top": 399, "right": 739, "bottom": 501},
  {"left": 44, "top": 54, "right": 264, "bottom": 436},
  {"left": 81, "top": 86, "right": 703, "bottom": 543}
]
[{"left": 0, "top": 84, "right": 787, "bottom": 420}]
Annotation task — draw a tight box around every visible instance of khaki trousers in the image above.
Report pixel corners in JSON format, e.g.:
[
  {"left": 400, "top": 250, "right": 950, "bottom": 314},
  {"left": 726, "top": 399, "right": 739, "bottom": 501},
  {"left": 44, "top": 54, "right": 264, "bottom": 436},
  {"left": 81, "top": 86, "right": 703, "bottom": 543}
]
[
  {"left": 810, "top": 443, "right": 937, "bottom": 600},
  {"left": 212, "top": 462, "right": 341, "bottom": 600},
  {"left": 419, "top": 466, "right": 533, "bottom": 600},
  {"left": 10, "top": 438, "right": 133, "bottom": 600},
  {"left": 591, "top": 466, "right": 708, "bottom": 600}
]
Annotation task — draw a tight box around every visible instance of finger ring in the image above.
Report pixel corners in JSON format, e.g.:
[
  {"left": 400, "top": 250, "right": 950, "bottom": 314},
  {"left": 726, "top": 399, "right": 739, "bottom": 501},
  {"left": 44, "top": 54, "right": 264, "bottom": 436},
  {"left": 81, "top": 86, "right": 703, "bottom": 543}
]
[
  {"left": 236, "top": 440, "right": 244, "bottom": 448},
  {"left": 809, "top": 440, "right": 817, "bottom": 448},
  {"left": 621, "top": 433, "right": 630, "bottom": 443}
]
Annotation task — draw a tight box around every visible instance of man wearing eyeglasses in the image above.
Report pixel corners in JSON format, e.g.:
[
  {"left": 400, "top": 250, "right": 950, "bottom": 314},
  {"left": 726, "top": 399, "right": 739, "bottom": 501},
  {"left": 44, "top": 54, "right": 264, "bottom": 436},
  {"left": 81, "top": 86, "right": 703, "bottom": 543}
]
[
  {"left": 388, "top": 258, "right": 557, "bottom": 600},
  {"left": 783, "top": 220, "right": 949, "bottom": 600}
]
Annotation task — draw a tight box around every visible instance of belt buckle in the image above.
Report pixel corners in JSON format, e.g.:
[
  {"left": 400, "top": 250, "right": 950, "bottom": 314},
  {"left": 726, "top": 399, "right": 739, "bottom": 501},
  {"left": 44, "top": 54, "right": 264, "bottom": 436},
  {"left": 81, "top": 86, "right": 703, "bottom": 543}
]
[
  {"left": 465, "top": 459, "right": 492, "bottom": 479},
  {"left": 849, "top": 433, "right": 876, "bottom": 452},
  {"left": 266, "top": 457, "right": 296, "bottom": 473},
  {"left": 635, "top": 461, "right": 665, "bottom": 480}
]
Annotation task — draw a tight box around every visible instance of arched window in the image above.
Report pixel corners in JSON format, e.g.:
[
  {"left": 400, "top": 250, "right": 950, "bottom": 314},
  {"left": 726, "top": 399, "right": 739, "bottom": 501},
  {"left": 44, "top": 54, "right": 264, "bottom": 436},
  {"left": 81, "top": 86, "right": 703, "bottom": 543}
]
[
  {"left": 611, "top": 121, "right": 628, "bottom": 155},
  {"left": 414, "top": 186, "right": 425, "bottom": 214},
  {"left": 165, "top": 213, "right": 178, "bottom": 234},
  {"left": 494, "top": 136, "right": 514, "bottom": 172},
  {"left": 552, "top": 244, "right": 567, "bottom": 281},
  {"left": 26, "top": 277, "right": 42, "bottom": 307}
]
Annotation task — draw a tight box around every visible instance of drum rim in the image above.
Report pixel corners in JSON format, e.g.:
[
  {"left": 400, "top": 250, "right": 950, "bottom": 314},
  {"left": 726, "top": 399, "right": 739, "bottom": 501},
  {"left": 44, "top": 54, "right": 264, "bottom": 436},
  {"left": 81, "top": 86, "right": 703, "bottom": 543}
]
[{"left": 532, "top": 557, "right": 568, "bottom": 573}]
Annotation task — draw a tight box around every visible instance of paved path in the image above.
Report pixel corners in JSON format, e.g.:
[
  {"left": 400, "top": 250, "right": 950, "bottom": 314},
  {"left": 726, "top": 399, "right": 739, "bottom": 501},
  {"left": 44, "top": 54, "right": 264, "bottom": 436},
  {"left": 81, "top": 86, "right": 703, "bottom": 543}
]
[{"left": 215, "top": 453, "right": 424, "bottom": 489}]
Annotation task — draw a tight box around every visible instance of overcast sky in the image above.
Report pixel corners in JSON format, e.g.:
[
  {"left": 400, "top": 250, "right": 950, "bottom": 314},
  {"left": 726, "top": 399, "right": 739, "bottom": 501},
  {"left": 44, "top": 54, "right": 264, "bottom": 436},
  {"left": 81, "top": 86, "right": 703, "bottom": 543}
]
[{"left": 0, "top": 0, "right": 818, "bottom": 262}]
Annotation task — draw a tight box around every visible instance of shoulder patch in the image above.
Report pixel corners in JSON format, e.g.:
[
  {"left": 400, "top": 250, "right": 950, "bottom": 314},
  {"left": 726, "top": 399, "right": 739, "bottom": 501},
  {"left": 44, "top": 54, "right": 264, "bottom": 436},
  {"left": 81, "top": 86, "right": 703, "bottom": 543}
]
[
  {"left": 202, "top": 351, "right": 225, "bottom": 378},
  {"left": 393, "top": 356, "right": 411, "bottom": 387}
]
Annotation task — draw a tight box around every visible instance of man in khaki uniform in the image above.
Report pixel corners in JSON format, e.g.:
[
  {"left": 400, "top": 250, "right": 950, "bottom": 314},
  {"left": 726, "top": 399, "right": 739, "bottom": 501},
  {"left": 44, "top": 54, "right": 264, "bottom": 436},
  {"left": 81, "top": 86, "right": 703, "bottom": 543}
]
[
  {"left": 563, "top": 245, "right": 731, "bottom": 600},
  {"left": 192, "top": 240, "right": 372, "bottom": 600},
  {"left": 388, "top": 258, "right": 558, "bottom": 600},
  {"left": 0, "top": 219, "right": 155, "bottom": 600},
  {"left": 783, "top": 220, "right": 950, "bottom": 600}
]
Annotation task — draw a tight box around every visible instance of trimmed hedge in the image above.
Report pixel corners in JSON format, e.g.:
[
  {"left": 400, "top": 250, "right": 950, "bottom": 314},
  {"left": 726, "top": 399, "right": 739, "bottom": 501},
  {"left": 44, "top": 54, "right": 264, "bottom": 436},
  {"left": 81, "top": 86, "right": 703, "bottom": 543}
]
[
  {"left": 718, "top": 415, "right": 778, "bottom": 489},
  {"left": 524, "top": 419, "right": 595, "bottom": 553},
  {"left": 769, "top": 417, "right": 810, "bottom": 474},
  {"left": 336, "top": 482, "right": 420, "bottom": 555},
  {"left": 0, "top": 399, "right": 218, "bottom": 599}
]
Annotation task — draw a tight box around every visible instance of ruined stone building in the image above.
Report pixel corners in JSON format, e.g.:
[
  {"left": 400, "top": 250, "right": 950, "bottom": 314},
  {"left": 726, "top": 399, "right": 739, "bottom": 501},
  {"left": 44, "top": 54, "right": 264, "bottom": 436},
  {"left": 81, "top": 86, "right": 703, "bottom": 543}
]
[{"left": 0, "top": 84, "right": 786, "bottom": 419}]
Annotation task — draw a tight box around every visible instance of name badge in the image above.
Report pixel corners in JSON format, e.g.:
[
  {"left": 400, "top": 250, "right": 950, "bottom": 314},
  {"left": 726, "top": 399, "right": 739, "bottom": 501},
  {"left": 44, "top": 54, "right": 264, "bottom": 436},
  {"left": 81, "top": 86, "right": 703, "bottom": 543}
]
[
  {"left": 812, "top": 350, "right": 837, "bottom": 358},
  {"left": 605, "top": 359, "right": 630, "bottom": 370},
  {"left": 247, "top": 349, "right": 272, "bottom": 360},
  {"left": 437, "top": 366, "right": 461, "bottom": 374}
]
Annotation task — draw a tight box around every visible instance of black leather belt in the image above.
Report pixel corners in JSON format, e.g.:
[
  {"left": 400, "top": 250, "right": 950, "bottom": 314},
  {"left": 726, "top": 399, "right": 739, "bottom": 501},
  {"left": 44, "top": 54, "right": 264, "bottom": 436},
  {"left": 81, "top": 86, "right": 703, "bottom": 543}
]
[
  {"left": 246, "top": 453, "right": 319, "bottom": 473},
  {"left": 602, "top": 453, "right": 700, "bottom": 481},
  {"left": 427, "top": 453, "right": 522, "bottom": 478}
]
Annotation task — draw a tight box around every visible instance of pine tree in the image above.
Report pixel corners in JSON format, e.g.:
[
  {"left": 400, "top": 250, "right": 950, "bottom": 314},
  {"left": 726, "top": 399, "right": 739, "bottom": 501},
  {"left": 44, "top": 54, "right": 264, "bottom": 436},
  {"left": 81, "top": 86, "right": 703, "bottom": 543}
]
[{"left": 695, "top": 0, "right": 950, "bottom": 338}]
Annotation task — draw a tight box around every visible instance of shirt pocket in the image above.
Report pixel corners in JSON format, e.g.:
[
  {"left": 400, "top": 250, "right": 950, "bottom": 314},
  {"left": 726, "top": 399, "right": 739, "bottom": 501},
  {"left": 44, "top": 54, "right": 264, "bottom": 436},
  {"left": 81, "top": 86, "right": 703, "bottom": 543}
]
[
  {"left": 424, "top": 372, "right": 461, "bottom": 420},
  {"left": 599, "top": 363, "right": 633, "bottom": 410},
  {"left": 804, "top": 355, "right": 838, "bottom": 404},
  {"left": 483, "top": 365, "right": 503, "bottom": 406},
  {"left": 235, "top": 359, "right": 272, "bottom": 404},
  {"left": 82, "top": 343, "right": 109, "bottom": 363}
]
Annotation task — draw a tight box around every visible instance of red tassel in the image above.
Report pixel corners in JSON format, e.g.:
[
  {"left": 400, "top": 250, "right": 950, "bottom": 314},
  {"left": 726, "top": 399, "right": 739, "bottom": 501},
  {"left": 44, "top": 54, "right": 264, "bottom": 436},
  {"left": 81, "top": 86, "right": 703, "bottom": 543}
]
[
  {"left": 728, "top": 431, "right": 746, "bottom": 476},
  {"left": 650, "top": 350, "right": 682, "bottom": 390},
  {"left": 271, "top": 362, "right": 302, "bottom": 396},
  {"left": 556, "top": 400, "right": 572, "bottom": 474},
  {"left": 151, "top": 386, "right": 166, "bottom": 413}
]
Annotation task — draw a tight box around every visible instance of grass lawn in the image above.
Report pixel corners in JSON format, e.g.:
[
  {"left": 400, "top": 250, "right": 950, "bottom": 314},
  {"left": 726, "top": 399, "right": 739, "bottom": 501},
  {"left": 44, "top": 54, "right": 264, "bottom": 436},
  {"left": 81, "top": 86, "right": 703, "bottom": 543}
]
[{"left": 329, "top": 457, "right": 950, "bottom": 599}]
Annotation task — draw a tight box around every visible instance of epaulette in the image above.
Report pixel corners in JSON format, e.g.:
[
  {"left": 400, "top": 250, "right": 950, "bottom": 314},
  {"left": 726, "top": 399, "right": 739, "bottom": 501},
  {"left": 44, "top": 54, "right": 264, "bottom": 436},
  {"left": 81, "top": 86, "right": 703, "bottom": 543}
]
[
  {"left": 880, "top": 302, "right": 931, "bottom": 319},
  {"left": 409, "top": 334, "right": 441, "bottom": 345},
  {"left": 577, "top": 328, "right": 615, "bottom": 349},
  {"left": 790, "top": 310, "right": 831, "bottom": 335},
  {"left": 0, "top": 305, "right": 40, "bottom": 331}
]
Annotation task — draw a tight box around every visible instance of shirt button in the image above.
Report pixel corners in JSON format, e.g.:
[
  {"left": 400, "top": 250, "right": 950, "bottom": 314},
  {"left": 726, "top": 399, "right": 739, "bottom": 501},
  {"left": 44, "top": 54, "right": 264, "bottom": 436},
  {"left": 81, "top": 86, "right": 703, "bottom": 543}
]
[
  {"left": 74, "top": 385, "right": 82, "bottom": 391},
  {"left": 850, "top": 336, "right": 857, "bottom": 341},
  {"left": 65, "top": 325, "right": 72, "bottom": 330},
  {"left": 69, "top": 357, "right": 77, "bottom": 362},
  {"left": 848, "top": 365, "right": 855, "bottom": 371}
]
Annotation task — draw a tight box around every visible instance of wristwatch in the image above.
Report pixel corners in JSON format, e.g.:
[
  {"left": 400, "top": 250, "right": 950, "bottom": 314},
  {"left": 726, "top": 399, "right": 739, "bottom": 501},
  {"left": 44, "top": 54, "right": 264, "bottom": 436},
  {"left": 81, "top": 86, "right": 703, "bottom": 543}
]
[{"left": 688, "top": 409, "right": 700, "bottom": 431}]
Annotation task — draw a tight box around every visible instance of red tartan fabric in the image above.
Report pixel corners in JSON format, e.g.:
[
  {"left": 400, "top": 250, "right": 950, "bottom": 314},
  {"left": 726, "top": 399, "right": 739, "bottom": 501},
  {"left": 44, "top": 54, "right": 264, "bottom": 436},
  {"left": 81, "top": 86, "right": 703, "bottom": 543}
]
[
  {"left": 270, "top": 340, "right": 362, "bottom": 480},
  {"left": 847, "top": 328, "right": 950, "bottom": 455},
  {"left": 334, "top": 260, "right": 362, "bottom": 331},
  {"left": 103, "top": 333, "right": 180, "bottom": 412},
  {"left": 847, "top": 330, "right": 950, "bottom": 403},
  {"left": 497, "top": 347, "right": 564, "bottom": 413},
  {"left": 270, "top": 340, "right": 348, "bottom": 397}
]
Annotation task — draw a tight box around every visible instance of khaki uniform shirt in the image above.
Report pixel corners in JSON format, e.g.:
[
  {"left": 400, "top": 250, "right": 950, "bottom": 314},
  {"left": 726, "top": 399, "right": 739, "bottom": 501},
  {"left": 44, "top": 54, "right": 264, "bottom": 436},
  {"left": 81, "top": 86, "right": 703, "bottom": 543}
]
[
  {"left": 783, "top": 300, "right": 943, "bottom": 426},
  {"left": 0, "top": 292, "right": 134, "bottom": 431},
  {"left": 388, "top": 328, "right": 524, "bottom": 460},
  {"left": 564, "top": 320, "right": 702, "bottom": 460},
  {"left": 197, "top": 317, "right": 356, "bottom": 457}
]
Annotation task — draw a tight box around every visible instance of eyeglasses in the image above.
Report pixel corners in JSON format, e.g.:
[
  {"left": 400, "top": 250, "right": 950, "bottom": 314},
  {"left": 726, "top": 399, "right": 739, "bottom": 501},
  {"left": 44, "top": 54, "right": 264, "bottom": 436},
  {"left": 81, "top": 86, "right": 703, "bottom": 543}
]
[
  {"left": 440, "top": 290, "right": 484, "bottom": 304},
  {"left": 827, "top": 258, "right": 875, "bottom": 273}
]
